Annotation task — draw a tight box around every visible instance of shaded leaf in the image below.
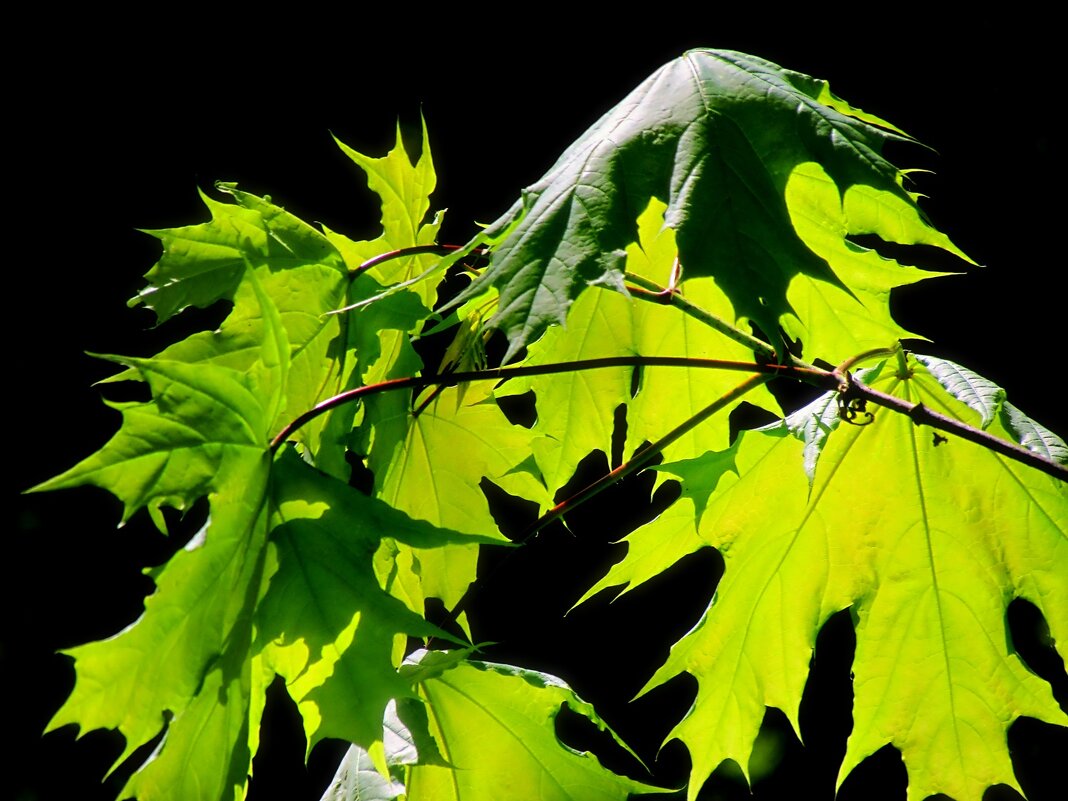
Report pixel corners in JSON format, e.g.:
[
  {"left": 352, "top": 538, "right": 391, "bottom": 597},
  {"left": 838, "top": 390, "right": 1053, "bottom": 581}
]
[
  {"left": 322, "top": 743, "right": 406, "bottom": 801},
  {"left": 458, "top": 49, "right": 967, "bottom": 360},
  {"left": 499, "top": 198, "right": 775, "bottom": 495},
  {"left": 257, "top": 451, "right": 493, "bottom": 752},
  {"left": 319, "top": 699, "right": 445, "bottom": 801}
]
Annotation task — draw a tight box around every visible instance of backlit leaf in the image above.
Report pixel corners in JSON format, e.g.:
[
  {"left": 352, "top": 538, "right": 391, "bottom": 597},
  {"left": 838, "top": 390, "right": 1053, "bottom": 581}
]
[
  {"left": 257, "top": 451, "right": 494, "bottom": 752},
  {"left": 500, "top": 198, "right": 775, "bottom": 495},
  {"left": 403, "top": 651, "right": 665, "bottom": 801},
  {"left": 629, "top": 356, "right": 1067, "bottom": 801},
  {"left": 34, "top": 288, "right": 290, "bottom": 799}
]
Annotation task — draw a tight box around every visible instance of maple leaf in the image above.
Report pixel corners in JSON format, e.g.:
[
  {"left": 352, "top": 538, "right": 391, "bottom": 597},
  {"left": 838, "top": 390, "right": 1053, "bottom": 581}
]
[
  {"left": 400, "top": 651, "right": 666, "bottom": 801},
  {"left": 367, "top": 382, "right": 550, "bottom": 631},
  {"left": 499, "top": 197, "right": 777, "bottom": 494},
  {"left": 29, "top": 262, "right": 490, "bottom": 798},
  {"left": 31, "top": 280, "right": 291, "bottom": 800},
  {"left": 456, "top": 49, "right": 969, "bottom": 361},
  {"left": 118, "top": 190, "right": 350, "bottom": 446},
  {"left": 130, "top": 183, "right": 343, "bottom": 323},
  {"left": 30, "top": 45, "right": 1067, "bottom": 801},
  {"left": 257, "top": 451, "right": 495, "bottom": 753},
  {"left": 586, "top": 355, "right": 1067, "bottom": 801},
  {"left": 318, "top": 651, "right": 665, "bottom": 801}
]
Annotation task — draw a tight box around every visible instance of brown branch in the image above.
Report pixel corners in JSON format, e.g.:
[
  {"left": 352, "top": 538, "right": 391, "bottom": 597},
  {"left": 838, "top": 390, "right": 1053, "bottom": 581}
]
[
  {"left": 521, "top": 372, "right": 774, "bottom": 538},
  {"left": 271, "top": 353, "right": 1067, "bottom": 481},
  {"left": 431, "top": 372, "right": 775, "bottom": 641},
  {"left": 269, "top": 356, "right": 827, "bottom": 452},
  {"left": 624, "top": 271, "right": 786, "bottom": 364},
  {"left": 352, "top": 244, "right": 487, "bottom": 277},
  {"left": 838, "top": 374, "right": 1068, "bottom": 482}
]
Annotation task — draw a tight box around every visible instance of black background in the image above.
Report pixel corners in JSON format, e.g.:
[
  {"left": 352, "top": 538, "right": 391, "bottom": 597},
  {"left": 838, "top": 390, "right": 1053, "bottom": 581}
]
[{"left": 7, "top": 15, "right": 1066, "bottom": 801}]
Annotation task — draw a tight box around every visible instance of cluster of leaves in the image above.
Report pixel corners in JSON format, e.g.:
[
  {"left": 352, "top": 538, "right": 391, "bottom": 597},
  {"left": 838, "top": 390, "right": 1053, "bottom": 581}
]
[{"left": 34, "top": 49, "right": 1066, "bottom": 801}]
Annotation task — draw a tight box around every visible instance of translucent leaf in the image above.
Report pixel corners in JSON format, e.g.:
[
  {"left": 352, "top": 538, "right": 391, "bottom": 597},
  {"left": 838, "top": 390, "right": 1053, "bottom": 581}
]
[
  {"left": 499, "top": 198, "right": 775, "bottom": 496},
  {"left": 368, "top": 383, "right": 550, "bottom": 623},
  {"left": 611, "top": 357, "right": 1068, "bottom": 801},
  {"left": 331, "top": 118, "right": 445, "bottom": 308},
  {"left": 403, "top": 651, "right": 666, "bottom": 801},
  {"left": 257, "top": 451, "right": 494, "bottom": 752}
]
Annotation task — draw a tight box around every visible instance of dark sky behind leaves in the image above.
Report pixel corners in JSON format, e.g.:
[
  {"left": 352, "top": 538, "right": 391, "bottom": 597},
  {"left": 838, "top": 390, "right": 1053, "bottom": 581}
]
[{"left": 7, "top": 16, "right": 1063, "bottom": 801}]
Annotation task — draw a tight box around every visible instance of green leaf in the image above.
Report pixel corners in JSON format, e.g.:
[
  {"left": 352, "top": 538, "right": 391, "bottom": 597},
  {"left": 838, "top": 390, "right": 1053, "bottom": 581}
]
[
  {"left": 627, "top": 356, "right": 1067, "bottom": 801},
  {"left": 131, "top": 183, "right": 344, "bottom": 323},
  {"left": 121, "top": 632, "right": 260, "bottom": 801},
  {"left": 912, "top": 353, "right": 1005, "bottom": 428},
  {"left": 44, "top": 464, "right": 272, "bottom": 781},
  {"left": 402, "top": 651, "right": 666, "bottom": 801},
  {"left": 34, "top": 291, "right": 294, "bottom": 800},
  {"left": 257, "top": 450, "right": 493, "bottom": 752},
  {"left": 112, "top": 185, "right": 361, "bottom": 462},
  {"left": 780, "top": 163, "right": 960, "bottom": 361},
  {"left": 32, "top": 355, "right": 271, "bottom": 526},
  {"left": 458, "top": 49, "right": 968, "bottom": 360},
  {"left": 314, "top": 124, "right": 446, "bottom": 477},
  {"left": 1000, "top": 401, "right": 1068, "bottom": 464},
  {"left": 500, "top": 197, "right": 775, "bottom": 495},
  {"left": 37, "top": 362, "right": 279, "bottom": 799},
  {"left": 331, "top": 118, "right": 445, "bottom": 309},
  {"left": 127, "top": 255, "right": 346, "bottom": 432},
  {"left": 367, "top": 383, "right": 550, "bottom": 621},
  {"left": 575, "top": 495, "right": 708, "bottom": 607},
  {"left": 34, "top": 49, "right": 1068, "bottom": 801}
]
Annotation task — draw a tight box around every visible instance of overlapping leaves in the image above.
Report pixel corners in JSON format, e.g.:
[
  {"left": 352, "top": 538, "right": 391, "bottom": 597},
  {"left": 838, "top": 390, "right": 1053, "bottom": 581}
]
[
  {"left": 584, "top": 357, "right": 1067, "bottom": 801},
  {"left": 34, "top": 129, "right": 636, "bottom": 800},
  {"left": 34, "top": 46, "right": 1068, "bottom": 801},
  {"left": 456, "top": 48, "right": 969, "bottom": 362},
  {"left": 403, "top": 653, "right": 662, "bottom": 801}
]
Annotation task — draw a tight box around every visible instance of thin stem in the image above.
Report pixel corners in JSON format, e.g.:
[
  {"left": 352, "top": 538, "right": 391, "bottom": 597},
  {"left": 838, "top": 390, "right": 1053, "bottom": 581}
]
[
  {"left": 523, "top": 372, "right": 773, "bottom": 538},
  {"left": 616, "top": 279, "right": 1068, "bottom": 476},
  {"left": 351, "top": 244, "right": 486, "bottom": 277},
  {"left": 271, "top": 354, "right": 1068, "bottom": 481},
  {"left": 623, "top": 272, "right": 790, "bottom": 365},
  {"left": 835, "top": 346, "right": 899, "bottom": 375},
  {"left": 269, "top": 356, "right": 828, "bottom": 451}
]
